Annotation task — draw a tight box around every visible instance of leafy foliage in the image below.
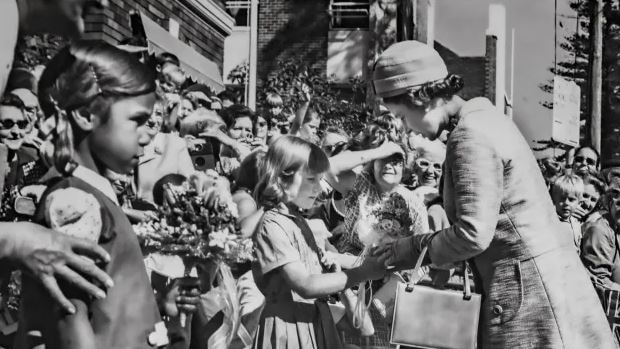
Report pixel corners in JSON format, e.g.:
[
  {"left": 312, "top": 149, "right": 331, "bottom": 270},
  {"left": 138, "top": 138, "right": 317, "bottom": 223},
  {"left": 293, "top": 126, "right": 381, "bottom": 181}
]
[
  {"left": 543, "top": 0, "right": 620, "bottom": 160},
  {"left": 228, "top": 61, "right": 249, "bottom": 85},
  {"left": 258, "top": 59, "right": 372, "bottom": 137},
  {"left": 13, "top": 34, "right": 68, "bottom": 70}
]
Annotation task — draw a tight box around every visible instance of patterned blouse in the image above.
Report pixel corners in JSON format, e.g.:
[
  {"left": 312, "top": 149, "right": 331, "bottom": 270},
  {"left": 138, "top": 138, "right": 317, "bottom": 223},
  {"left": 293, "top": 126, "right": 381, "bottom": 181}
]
[{"left": 336, "top": 170, "right": 429, "bottom": 255}]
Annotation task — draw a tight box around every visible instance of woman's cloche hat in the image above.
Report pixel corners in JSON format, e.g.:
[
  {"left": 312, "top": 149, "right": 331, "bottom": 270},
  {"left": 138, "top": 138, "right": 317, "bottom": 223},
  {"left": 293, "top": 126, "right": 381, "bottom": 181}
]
[{"left": 372, "top": 40, "right": 448, "bottom": 98}]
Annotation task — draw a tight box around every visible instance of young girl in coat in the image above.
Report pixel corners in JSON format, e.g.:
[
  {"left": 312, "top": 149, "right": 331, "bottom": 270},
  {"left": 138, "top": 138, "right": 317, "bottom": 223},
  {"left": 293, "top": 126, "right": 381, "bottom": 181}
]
[
  {"left": 15, "top": 41, "right": 167, "bottom": 349},
  {"left": 252, "top": 135, "right": 385, "bottom": 349}
]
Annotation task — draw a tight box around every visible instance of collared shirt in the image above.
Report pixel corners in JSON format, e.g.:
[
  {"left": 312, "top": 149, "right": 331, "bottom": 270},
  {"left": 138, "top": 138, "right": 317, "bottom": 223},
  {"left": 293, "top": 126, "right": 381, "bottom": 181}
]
[{"left": 72, "top": 165, "right": 120, "bottom": 206}]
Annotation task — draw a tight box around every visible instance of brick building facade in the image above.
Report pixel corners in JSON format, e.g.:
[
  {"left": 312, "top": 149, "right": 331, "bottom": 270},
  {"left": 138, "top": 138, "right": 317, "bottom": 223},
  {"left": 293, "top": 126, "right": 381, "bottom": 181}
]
[
  {"left": 249, "top": 0, "right": 494, "bottom": 105},
  {"left": 84, "top": 0, "right": 232, "bottom": 74},
  {"left": 256, "top": 0, "right": 330, "bottom": 80}
]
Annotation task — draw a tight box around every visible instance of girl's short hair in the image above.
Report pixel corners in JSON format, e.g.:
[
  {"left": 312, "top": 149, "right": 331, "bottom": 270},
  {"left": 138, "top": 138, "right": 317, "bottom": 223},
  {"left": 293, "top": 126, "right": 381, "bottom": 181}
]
[
  {"left": 38, "top": 40, "right": 156, "bottom": 174},
  {"left": 551, "top": 172, "right": 584, "bottom": 199},
  {"left": 235, "top": 149, "right": 266, "bottom": 192},
  {"left": 220, "top": 104, "right": 255, "bottom": 129},
  {"left": 382, "top": 74, "right": 464, "bottom": 106},
  {"left": 254, "top": 136, "right": 329, "bottom": 208},
  {"left": 265, "top": 92, "right": 283, "bottom": 108}
]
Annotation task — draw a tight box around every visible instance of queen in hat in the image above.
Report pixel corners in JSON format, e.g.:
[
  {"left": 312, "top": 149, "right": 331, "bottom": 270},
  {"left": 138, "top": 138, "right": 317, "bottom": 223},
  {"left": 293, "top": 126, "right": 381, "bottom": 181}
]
[{"left": 372, "top": 41, "right": 615, "bottom": 348}]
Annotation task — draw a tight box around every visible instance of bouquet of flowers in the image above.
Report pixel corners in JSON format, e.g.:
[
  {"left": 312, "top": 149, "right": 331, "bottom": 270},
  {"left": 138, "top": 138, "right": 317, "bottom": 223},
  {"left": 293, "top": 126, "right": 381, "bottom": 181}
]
[
  {"left": 134, "top": 175, "right": 253, "bottom": 330},
  {"left": 353, "top": 190, "right": 422, "bottom": 325},
  {"left": 133, "top": 180, "right": 253, "bottom": 265},
  {"left": 356, "top": 191, "right": 415, "bottom": 250}
]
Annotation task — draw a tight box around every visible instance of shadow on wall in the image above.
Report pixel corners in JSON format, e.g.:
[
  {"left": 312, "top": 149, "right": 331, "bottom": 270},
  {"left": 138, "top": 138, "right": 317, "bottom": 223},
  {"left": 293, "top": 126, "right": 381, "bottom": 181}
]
[{"left": 259, "top": 0, "right": 330, "bottom": 80}]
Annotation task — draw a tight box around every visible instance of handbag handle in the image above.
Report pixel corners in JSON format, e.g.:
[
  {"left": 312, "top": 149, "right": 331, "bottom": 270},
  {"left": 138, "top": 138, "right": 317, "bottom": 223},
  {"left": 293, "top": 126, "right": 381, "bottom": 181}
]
[{"left": 406, "top": 246, "right": 472, "bottom": 301}]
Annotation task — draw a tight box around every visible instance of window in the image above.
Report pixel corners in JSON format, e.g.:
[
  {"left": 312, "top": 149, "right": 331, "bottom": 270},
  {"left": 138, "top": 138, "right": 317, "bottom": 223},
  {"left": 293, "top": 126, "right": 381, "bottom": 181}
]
[
  {"left": 329, "top": 0, "right": 369, "bottom": 29},
  {"left": 226, "top": 1, "right": 250, "bottom": 27}
]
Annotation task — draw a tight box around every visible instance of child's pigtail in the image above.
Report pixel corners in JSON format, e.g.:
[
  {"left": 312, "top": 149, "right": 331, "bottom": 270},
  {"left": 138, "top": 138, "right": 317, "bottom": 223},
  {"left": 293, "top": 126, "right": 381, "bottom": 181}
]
[{"left": 51, "top": 97, "right": 76, "bottom": 175}]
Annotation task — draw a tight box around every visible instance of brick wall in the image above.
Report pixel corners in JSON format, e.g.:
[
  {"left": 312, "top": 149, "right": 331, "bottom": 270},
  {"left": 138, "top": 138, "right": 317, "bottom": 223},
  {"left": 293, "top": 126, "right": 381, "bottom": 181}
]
[
  {"left": 84, "top": 0, "right": 227, "bottom": 70},
  {"left": 435, "top": 42, "right": 486, "bottom": 101},
  {"left": 257, "top": 0, "right": 330, "bottom": 81}
]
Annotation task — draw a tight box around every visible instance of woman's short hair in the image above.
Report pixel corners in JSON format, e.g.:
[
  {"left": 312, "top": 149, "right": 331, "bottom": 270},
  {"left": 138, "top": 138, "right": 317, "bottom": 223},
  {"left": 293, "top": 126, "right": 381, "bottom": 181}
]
[
  {"left": 373, "top": 112, "right": 405, "bottom": 138},
  {"left": 254, "top": 135, "right": 329, "bottom": 208},
  {"left": 220, "top": 104, "right": 255, "bottom": 129},
  {"left": 0, "top": 93, "right": 26, "bottom": 110},
  {"left": 350, "top": 119, "right": 402, "bottom": 151},
  {"left": 582, "top": 172, "right": 606, "bottom": 195}
]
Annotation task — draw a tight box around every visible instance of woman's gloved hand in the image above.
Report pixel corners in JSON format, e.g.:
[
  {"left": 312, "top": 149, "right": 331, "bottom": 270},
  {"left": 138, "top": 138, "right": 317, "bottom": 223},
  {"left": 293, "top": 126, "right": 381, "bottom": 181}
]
[{"left": 372, "top": 233, "right": 436, "bottom": 270}]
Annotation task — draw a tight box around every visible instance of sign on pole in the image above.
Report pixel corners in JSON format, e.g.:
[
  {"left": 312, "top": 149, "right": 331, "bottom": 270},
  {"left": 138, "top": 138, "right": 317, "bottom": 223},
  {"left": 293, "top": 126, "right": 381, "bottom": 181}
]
[{"left": 552, "top": 76, "right": 581, "bottom": 147}]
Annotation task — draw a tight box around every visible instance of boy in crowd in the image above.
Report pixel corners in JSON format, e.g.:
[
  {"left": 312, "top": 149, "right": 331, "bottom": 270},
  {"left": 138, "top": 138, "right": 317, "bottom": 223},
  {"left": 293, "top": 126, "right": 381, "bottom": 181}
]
[{"left": 550, "top": 173, "right": 585, "bottom": 253}]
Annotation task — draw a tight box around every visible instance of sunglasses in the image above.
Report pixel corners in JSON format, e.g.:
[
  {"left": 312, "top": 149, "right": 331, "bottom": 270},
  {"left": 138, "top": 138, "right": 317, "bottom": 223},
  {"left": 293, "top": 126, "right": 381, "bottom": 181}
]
[
  {"left": 324, "top": 141, "right": 347, "bottom": 154},
  {"left": 574, "top": 156, "right": 597, "bottom": 167},
  {"left": 1, "top": 119, "right": 29, "bottom": 130},
  {"left": 146, "top": 119, "right": 162, "bottom": 129},
  {"left": 416, "top": 158, "right": 443, "bottom": 172}
]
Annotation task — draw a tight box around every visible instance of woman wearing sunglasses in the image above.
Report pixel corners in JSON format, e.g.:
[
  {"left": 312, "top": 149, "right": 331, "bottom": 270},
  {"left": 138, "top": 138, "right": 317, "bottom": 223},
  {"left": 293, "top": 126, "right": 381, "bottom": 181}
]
[
  {"left": 371, "top": 40, "right": 615, "bottom": 348},
  {"left": 0, "top": 93, "right": 40, "bottom": 189}
]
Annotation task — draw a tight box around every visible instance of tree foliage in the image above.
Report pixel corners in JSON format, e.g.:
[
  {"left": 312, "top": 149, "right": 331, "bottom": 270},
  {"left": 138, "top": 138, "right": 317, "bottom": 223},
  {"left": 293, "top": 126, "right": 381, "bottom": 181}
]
[
  {"left": 544, "top": 0, "right": 620, "bottom": 161},
  {"left": 13, "top": 34, "right": 67, "bottom": 70},
  {"left": 258, "top": 59, "right": 371, "bottom": 136}
]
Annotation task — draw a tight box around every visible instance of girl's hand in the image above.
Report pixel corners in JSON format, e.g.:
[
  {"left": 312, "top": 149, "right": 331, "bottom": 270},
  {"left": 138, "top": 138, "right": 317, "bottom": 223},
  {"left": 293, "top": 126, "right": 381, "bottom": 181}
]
[
  {"left": 176, "top": 278, "right": 201, "bottom": 314},
  {"left": 159, "top": 278, "right": 201, "bottom": 317},
  {"left": 141, "top": 210, "right": 159, "bottom": 222},
  {"left": 320, "top": 251, "right": 341, "bottom": 272}
]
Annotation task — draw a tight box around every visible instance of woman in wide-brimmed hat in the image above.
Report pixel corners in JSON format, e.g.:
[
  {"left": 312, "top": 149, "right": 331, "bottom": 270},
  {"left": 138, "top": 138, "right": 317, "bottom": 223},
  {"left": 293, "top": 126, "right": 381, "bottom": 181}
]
[{"left": 372, "top": 40, "right": 615, "bottom": 349}]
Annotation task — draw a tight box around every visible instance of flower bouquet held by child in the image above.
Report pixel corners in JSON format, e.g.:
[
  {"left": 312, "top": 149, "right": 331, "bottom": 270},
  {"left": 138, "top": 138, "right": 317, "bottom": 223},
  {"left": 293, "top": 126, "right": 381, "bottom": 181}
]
[{"left": 134, "top": 171, "right": 254, "bottom": 330}]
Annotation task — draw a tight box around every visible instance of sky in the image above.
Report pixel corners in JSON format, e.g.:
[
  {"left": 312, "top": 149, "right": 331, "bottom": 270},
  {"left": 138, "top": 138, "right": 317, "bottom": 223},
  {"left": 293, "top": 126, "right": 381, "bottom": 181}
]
[{"left": 435, "top": 0, "right": 575, "bottom": 155}]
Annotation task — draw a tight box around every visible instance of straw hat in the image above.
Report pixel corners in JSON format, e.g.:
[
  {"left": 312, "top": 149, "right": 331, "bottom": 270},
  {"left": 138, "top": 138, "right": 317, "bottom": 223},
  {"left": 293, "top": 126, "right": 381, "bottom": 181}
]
[{"left": 372, "top": 40, "right": 447, "bottom": 98}]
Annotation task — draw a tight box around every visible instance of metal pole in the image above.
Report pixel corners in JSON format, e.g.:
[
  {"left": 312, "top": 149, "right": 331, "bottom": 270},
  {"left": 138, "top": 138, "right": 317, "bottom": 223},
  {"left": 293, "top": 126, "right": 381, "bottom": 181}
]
[
  {"left": 248, "top": 0, "right": 259, "bottom": 110},
  {"left": 590, "top": 0, "right": 603, "bottom": 153},
  {"left": 507, "top": 28, "right": 515, "bottom": 119}
]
